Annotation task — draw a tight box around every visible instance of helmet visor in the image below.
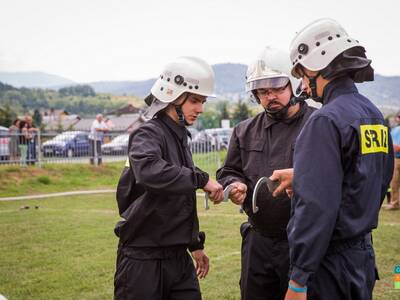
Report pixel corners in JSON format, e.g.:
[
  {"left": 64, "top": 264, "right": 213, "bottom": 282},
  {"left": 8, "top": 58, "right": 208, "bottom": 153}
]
[{"left": 246, "top": 76, "right": 289, "bottom": 92}]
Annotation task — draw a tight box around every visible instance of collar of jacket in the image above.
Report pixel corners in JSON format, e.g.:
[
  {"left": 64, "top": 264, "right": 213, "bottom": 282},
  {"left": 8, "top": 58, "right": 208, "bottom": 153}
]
[
  {"left": 263, "top": 101, "right": 309, "bottom": 129},
  {"left": 157, "top": 112, "right": 190, "bottom": 143},
  {"left": 322, "top": 76, "right": 359, "bottom": 105}
]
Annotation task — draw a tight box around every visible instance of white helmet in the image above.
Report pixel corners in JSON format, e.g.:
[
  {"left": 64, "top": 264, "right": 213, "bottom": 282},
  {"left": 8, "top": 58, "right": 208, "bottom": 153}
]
[
  {"left": 145, "top": 56, "right": 215, "bottom": 118},
  {"left": 290, "top": 18, "right": 362, "bottom": 78},
  {"left": 246, "top": 46, "right": 302, "bottom": 97}
]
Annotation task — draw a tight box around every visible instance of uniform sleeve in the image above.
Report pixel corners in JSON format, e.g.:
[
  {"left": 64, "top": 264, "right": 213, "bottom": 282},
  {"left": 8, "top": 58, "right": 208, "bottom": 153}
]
[
  {"left": 216, "top": 127, "right": 246, "bottom": 186},
  {"left": 130, "top": 124, "right": 209, "bottom": 193},
  {"left": 288, "top": 115, "right": 343, "bottom": 286}
]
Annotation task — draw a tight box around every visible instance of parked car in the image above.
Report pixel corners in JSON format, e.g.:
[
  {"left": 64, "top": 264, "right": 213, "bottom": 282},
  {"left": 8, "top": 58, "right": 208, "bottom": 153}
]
[
  {"left": 190, "top": 128, "right": 233, "bottom": 152},
  {"left": 205, "top": 128, "right": 233, "bottom": 150},
  {"left": 42, "top": 131, "right": 90, "bottom": 157},
  {"left": 101, "top": 134, "right": 129, "bottom": 155},
  {"left": 0, "top": 126, "right": 10, "bottom": 161},
  {"left": 190, "top": 131, "right": 215, "bottom": 152}
]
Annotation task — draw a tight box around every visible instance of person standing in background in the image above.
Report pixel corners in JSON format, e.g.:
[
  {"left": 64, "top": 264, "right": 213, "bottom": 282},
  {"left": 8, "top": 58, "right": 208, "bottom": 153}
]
[
  {"left": 89, "top": 114, "right": 109, "bottom": 165},
  {"left": 8, "top": 119, "right": 20, "bottom": 162}
]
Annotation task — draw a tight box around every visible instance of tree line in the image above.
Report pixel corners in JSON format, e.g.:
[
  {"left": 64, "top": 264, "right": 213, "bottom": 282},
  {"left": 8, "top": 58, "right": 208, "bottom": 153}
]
[
  {"left": 0, "top": 81, "right": 258, "bottom": 129},
  {"left": 0, "top": 83, "right": 128, "bottom": 127}
]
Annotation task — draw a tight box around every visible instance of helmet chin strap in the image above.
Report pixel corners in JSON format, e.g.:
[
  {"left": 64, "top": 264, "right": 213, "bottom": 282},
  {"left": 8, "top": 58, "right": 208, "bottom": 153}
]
[
  {"left": 173, "top": 94, "right": 190, "bottom": 126},
  {"left": 264, "top": 93, "right": 308, "bottom": 120},
  {"left": 305, "top": 72, "right": 323, "bottom": 103}
]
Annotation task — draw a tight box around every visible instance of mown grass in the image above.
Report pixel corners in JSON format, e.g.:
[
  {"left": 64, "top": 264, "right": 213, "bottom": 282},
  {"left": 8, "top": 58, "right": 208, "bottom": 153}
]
[
  {"left": 0, "top": 151, "right": 225, "bottom": 198},
  {"left": 0, "top": 163, "right": 123, "bottom": 197},
  {"left": 0, "top": 194, "right": 399, "bottom": 299}
]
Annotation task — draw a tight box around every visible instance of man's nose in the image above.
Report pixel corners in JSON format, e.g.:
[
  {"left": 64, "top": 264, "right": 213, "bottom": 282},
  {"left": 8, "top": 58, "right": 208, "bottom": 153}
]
[
  {"left": 265, "top": 92, "right": 276, "bottom": 101},
  {"left": 301, "top": 79, "right": 310, "bottom": 92},
  {"left": 196, "top": 102, "right": 204, "bottom": 114}
]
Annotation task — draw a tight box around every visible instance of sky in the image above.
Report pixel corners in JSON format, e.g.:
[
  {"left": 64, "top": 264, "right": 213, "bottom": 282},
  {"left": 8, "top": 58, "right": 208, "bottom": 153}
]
[{"left": 1, "top": 0, "right": 399, "bottom": 83}]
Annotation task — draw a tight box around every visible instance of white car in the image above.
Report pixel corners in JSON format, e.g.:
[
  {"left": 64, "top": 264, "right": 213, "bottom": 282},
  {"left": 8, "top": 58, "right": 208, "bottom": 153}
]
[{"left": 101, "top": 134, "right": 129, "bottom": 155}]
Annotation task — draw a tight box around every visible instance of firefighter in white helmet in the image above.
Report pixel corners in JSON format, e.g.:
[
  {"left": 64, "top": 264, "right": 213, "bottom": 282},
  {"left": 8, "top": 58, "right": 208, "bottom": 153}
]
[
  {"left": 270, "top": 19, "right": 394, "bottom": 300},
  {"left": 217, "top": 46, "right": 316, "bottom": 300},
  {"left": 114, "top": 56, "right": 224, "bottom": 300}
]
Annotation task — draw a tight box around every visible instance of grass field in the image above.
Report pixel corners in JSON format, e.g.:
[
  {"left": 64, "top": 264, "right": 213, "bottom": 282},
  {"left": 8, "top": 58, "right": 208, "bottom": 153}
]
[
  {"left": 0, "top": 151, "right": 224, "bottom": 198},
  {"left": 0, "top": 194, "right": 399, "bottom": 299}
]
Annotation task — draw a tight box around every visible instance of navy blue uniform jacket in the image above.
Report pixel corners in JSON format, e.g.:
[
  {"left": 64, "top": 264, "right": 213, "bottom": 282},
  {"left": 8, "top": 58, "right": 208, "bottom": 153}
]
[{"left": 288, "top": 76, "right": 394, "bottom": 285}]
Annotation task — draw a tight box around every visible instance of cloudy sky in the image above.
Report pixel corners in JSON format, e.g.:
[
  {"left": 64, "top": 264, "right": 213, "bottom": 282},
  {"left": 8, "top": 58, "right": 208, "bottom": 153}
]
[{"left": 1, "top": 0, "right": 399, "bottom": 82}]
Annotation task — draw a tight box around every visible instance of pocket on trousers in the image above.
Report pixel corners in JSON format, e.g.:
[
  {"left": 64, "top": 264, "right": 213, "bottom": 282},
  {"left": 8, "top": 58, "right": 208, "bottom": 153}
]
[{"left": 240, "top": 222, "right": 251, "bottom": 238}]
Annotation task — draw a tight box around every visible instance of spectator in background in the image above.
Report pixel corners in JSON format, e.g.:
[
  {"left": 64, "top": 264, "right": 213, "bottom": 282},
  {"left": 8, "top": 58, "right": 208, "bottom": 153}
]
[
  {"left": 384, "top": 111, "right": 400, "bottom": 210},
  {"left": 18, "top": 120, "right": 28, "bottom": 167},
  {"left": 89, "top": 114, "right": 109, "bottom": 165},
  {"left": 8, "top": 119, "right": 20, "bottom": 161},
  {"left": 24, "top": 115, "right": 38, "bottom": 165},
  {"left": 103, "top": 117, "right": 114, "bottom": 143}
]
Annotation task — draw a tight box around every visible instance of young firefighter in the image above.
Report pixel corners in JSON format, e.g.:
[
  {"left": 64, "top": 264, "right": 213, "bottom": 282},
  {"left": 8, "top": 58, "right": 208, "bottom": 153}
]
[{"left": 114, "top": 57, "right": 224, "bottom": 300}]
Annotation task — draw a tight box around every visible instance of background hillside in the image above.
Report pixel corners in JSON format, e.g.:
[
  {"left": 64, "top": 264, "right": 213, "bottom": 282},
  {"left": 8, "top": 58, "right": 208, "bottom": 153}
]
[{"left": 0, "top": 64, "right": 398, "bottom": 110}]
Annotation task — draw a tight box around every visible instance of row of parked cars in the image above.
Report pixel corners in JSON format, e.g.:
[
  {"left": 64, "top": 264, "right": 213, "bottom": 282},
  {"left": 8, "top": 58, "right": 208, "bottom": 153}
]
[
  {"left": 0, "top": 129, "right": 130, "bottom": 160},
  {"left": 0, "top": 127, "right": 233, "bottom": 161},
  {"left": 41, "top": 132, "right": 130, "bottom": 157}
]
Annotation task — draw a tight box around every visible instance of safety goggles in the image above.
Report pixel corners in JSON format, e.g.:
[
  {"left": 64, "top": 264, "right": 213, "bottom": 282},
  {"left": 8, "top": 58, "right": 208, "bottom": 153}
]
[
  {"left": 246, "top": 76, "right": 289, "bottom": 92},
  {"left": 255, "top": 83, "right": 289, "bottom": 98}
]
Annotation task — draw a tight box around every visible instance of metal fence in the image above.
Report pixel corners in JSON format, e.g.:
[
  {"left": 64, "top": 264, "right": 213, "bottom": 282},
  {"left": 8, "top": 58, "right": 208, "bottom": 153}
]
[{"left": 0, "top": 130, "right": 223, "bottom": 173}]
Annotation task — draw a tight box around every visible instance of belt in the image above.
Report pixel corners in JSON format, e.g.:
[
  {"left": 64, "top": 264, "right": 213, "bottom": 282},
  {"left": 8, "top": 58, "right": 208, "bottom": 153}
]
[
  {"left": 119, "top": 244, "right": 187, "bottom": 260},
  {"left": 249, "top": 223, "right": 287, "bottom": 240},
  {"left": 327, "top": 232, "right": 372, "bottom": 254}
]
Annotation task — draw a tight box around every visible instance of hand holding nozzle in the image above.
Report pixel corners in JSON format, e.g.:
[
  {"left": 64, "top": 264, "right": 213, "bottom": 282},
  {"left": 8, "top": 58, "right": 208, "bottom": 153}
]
[{"left": 204, "top": 182, "right": 244, "bottom": 210}]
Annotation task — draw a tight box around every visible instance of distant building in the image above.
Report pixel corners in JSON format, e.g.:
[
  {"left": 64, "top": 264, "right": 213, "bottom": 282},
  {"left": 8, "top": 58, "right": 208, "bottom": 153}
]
[
  {"left": 72, "top": 113, "right": 146, "bottom": 132},
  {"left": 107, "top": 104, "right": 143, "bottom": 115},
  {"left": 41, "top": 109, "right": 81, "bottom": 131}
]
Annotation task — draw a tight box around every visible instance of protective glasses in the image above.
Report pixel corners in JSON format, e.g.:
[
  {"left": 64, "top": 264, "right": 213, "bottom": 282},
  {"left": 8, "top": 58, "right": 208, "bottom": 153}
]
[
  {"left": 246, "top": 76, "right": 289, "bottom": 92},
  {"left": 255, "top": 83, "right": 289, "bottom": 98}
]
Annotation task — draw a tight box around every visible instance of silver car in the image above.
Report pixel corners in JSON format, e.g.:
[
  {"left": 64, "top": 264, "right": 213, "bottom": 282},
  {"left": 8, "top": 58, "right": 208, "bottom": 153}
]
[{"left": 101, "top": 134, "right": 129, "bottom": 155}]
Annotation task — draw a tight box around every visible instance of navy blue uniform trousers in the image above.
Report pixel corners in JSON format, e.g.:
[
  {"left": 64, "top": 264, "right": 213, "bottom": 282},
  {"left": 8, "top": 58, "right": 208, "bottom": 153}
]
[{"left": 307, "top": 234, "right": 377, "bottom": 300}]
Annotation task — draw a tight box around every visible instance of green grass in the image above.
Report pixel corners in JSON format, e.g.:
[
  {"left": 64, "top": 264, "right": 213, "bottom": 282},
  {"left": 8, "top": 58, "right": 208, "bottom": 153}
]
[
  {"left": 0, "top": 195, "right": 399, "bottom": 299},
  {"left": 0, "top": 151, "right": 225, "bottom": 198},
  {"left": 0, "top": 163, "right": 124, "bottom": 197}
]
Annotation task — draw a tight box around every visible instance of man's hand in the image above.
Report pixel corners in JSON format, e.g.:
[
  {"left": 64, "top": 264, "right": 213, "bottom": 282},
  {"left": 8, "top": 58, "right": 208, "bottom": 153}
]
[
  {"left": 203, "top": 179, "right": 224, "bottom": 204},
  {"left": 269, "top": 168, "right": 294, "bottom": 197},
  {"left": 191, "top": 249, "right": 209, "bottom": 279},
  {"left": 228, "top": 181, "right": 247, "bottom": 205},
  {"left": 284, "top": 280, "right": 307, "bottom": 300}
]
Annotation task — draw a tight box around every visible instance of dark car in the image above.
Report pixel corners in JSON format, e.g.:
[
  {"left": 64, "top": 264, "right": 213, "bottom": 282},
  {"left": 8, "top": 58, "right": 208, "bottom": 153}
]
[
  {"left": 42, "top": 131, "right": 90, "bottom": 157},
  {"left": 101, "top": 134, "right": 129, "bottom": 155}
]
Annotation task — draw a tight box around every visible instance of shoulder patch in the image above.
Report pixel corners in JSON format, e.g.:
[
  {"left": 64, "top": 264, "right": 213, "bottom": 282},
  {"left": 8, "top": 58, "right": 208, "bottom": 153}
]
[{"left": 360, "top": 124, "right": 388, "bottom": 154}]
